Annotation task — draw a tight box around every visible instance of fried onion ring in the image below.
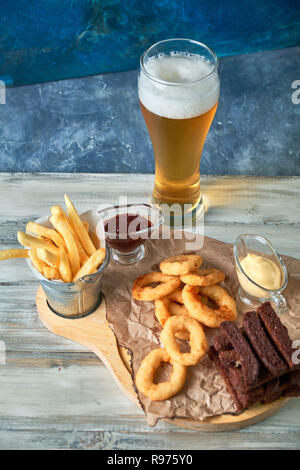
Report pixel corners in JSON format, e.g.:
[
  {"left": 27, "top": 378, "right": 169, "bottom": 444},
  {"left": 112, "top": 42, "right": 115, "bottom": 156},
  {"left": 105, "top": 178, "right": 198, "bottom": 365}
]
[
  {"left": 161, "top": 315, "right": 208, "bottom": 366},
  {"left": 135, "top": 348, "right": 187, "bottom": 401},
  {"left": 182, "top": 284, "right": 237, "bottom": 328},
  {"left": 155, "top": 288, "right": 207, "bottom": 340},
  {"left": 132, "top": 272, "right": 180, "bottom": 301},
  {"left": 180, "top": 268, "right": 225, "bottom": 287},
  {"left": 155, "top": 288, "right": 189, "bottom": 340},
  {"left": 159, "top": 254, "right": 203, "bottom": 276}
]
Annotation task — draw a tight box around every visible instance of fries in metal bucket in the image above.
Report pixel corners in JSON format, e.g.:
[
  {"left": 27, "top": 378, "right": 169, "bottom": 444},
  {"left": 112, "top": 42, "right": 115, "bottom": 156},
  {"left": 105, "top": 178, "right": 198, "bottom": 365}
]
[{"left": 2, "top": 195, "right": 105, "bottom": 291}]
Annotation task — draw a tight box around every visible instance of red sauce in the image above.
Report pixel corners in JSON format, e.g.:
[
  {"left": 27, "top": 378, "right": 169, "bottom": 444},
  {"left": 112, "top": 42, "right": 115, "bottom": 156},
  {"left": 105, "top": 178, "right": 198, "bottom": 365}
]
[{"left": 104, "top": 214, "right": 152, "bottom": 253}]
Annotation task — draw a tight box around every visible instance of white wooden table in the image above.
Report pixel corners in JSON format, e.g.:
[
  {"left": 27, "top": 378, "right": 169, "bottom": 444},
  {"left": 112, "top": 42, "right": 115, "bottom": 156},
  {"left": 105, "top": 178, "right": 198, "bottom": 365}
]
[{"left": 0, "top": 173, "right": 299, "bottom": 450}]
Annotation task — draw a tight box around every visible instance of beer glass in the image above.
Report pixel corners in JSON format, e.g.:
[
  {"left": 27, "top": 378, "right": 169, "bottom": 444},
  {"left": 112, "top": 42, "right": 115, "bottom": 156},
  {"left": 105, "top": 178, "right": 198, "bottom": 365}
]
[{"left": 138, "top": 39, "right": 220, "bottom": 223}]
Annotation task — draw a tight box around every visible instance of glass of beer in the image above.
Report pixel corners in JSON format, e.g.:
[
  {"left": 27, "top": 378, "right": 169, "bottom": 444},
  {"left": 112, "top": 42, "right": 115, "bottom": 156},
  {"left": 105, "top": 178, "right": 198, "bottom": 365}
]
[{"left": 138, "top": 39, "right": 220, "bottom": 223}]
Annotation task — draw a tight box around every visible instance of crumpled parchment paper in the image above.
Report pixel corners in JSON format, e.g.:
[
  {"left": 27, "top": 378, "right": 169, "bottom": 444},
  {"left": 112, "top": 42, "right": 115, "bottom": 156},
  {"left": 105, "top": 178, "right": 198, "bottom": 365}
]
[{"left": 102, "top": 232, "right": 300, "bottom": 426}]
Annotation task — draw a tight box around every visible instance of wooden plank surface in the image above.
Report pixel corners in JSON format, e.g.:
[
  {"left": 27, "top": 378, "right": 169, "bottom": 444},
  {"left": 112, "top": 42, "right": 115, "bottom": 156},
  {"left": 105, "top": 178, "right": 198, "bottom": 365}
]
[
  {"left": 0, "top": 173, "right": 299, "bottom": 450},
  {"left": 36, "top": 285, "right": 291, "bottom": 433}
]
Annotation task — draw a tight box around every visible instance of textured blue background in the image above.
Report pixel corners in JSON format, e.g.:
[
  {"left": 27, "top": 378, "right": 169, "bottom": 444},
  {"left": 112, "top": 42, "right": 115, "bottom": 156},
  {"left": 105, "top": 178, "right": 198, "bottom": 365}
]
[
  {"left": 0, "top": 1, "right": 299, "bottom": 175},
  {"left": 0, "top": 0, "right": 299, "bottom": 87},
  {"left": 1, "top": 47, "right": 299, "bottom": 175}
]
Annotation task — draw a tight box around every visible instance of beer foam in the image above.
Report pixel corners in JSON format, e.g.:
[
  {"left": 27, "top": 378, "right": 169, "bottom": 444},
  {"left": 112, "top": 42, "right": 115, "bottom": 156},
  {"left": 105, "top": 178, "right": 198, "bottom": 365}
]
[{"left": 139, "top": 53, "right": 220, "bottom": 119}]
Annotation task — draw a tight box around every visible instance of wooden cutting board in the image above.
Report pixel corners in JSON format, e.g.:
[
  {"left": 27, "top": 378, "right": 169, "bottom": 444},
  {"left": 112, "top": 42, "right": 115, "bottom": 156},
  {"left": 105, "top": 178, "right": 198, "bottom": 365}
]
[{"left": 36, "top": 286, "right": 290, "bottom": 431}]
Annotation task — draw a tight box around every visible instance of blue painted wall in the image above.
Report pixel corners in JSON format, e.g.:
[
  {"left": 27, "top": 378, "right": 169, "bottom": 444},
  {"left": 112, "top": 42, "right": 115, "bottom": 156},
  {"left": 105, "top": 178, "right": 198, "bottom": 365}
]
[
  {"left": 1, "top": 47, "right": 299, "bottom": 175},
  {"left": 0, "top": 0, "right": 299, "bottom": 87}
]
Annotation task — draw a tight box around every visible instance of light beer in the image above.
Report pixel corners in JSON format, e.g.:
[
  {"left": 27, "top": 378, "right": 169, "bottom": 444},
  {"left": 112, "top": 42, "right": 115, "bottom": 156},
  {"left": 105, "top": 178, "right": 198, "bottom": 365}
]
[{"left": 139, "top": 44, "right": 220, "bottom": 219}]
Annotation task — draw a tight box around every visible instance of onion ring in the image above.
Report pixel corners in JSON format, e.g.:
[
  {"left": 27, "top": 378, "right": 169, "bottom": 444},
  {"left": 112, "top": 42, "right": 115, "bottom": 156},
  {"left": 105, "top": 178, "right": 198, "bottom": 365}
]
[
  {"left": 182, "top": 284, "right": 237, "bottom": 328},
  {"left": 159, "top": 254, "right": 203, "bottom": 276},
  {"left": 154, "top": 288, "right": 207, "bottom": 340},
  {"left": 161, "top": 315, "right": 208, "bottom": 366},
  {"left": 135, "top": 348, "right": 187, "bottom": 401},
  {"left": 180, "top": 268, "right": 225, "bottom": 287},
  {"left": 132, "top": 272, "right": 181, "bottom": 301},
  {"left": 155, "top": 288, "right": 189, "bottom": 340}
]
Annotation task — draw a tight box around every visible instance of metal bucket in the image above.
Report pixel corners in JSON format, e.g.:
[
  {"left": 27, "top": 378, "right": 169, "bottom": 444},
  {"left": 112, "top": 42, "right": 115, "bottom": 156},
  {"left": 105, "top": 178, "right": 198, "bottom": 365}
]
[{"left": 40, "top": 246, "right": 110, "bottom": 318}]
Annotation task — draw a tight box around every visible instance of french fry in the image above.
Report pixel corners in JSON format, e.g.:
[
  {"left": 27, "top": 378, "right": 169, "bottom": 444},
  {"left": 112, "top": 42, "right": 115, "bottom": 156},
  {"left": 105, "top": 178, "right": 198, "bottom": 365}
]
[
  {"left": 17, "top": 232, "right": 58, "bottom": 255},
  {"left": 0, "top": 249, "right": 29, "bottom": 261},
  {"left": 36, "top": 248, "right": 58, "bottom": 269},
  {"left": 52, "top": 205, "right": 89, "bottom": 234},
  {"left": 73, "top": 248, "right": 106, "bottom": 281},
  {"left": 50, "top": 214, "right": 88, "bottom": 265},
  {"left": 50, "top": 215, "right": 80, "bottom": 276},
  {"left": 76, "top": 240, "right": 89, "bottom": 265},
  {"left": 89, "top": 230, "right": 99, "bottom": 249},
  {"left": 50, "top": 205, "right": 69, "bottom": 223},
  {"left": 28, "top": 249, "right": 47, "bottom": 275},
  {"left": 37, "top": 236, "right": 58, "bottom": 251},
  {"left": 58, "top": 245, "right": 72, "bottom": 283},
  {"left": 51, "top": 204, "right": 88, "bottom": 264},
  {"left": 72, "top": 235, "right": 88, "bottom": 265},
  {"left": 64, "top": 194, "right": 96, "bottom": 256},
  {"left": 26, "top": 222, "right": 66, "bottom": 249},
  {"left": 82, "top": 220, "right": 89, "bottom": 233},
  {"left": 43, "top": 266, "right": 60, "bottom": 280}
]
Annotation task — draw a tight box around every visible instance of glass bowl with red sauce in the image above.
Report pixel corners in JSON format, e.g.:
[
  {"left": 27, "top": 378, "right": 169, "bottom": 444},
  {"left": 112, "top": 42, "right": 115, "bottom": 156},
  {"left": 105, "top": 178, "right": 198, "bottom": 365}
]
[{"left": 96, "top": 204, "right": 163, "bottom": 265}]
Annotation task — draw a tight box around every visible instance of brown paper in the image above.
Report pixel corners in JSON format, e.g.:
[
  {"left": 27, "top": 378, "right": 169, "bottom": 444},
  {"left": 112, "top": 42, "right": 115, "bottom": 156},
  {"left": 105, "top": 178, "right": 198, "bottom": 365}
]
[{"left": 102, "top": 233, "right": 300, "bottom": 426}]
